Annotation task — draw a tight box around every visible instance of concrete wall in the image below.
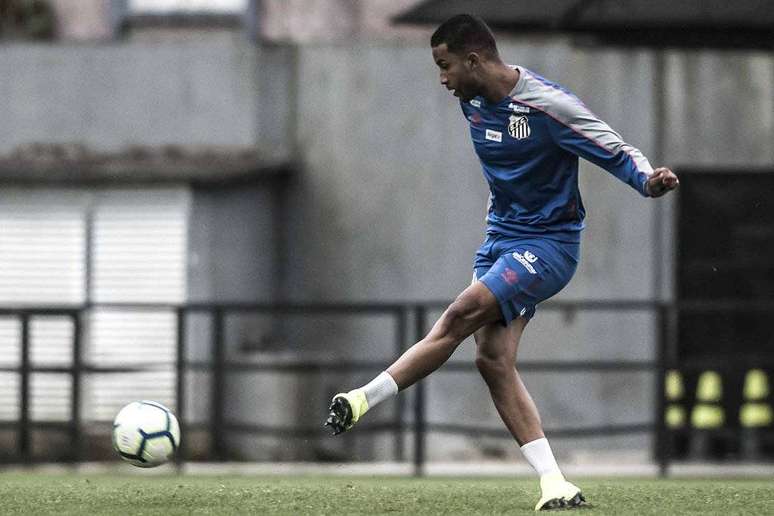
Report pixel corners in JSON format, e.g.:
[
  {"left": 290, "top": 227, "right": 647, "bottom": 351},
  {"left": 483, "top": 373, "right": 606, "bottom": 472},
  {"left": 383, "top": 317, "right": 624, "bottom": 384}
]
[
  {"left": 0, "top": 35, "right": 292, "bottom": 162},
  {"left": 664, "top": 50, "right": 774, "bottom": 167},
  {"left": 188, "top": 185, "right": 279, "bottom": 303}
]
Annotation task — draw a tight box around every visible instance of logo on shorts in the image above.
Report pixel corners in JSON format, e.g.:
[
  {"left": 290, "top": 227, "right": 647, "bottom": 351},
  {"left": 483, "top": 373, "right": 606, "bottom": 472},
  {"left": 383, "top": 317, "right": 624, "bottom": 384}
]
[
  {"left": 508, "top": 115, "right": 530, "bottom": 140},
  {"left": 500, "top": 267, "right": 519, "bottom": 286},
  {"left": 520, "top": 307, "right": 527, "bottom": 316},
  {"left": 513, "top": 252, "right": 537, "bottom": 274}
]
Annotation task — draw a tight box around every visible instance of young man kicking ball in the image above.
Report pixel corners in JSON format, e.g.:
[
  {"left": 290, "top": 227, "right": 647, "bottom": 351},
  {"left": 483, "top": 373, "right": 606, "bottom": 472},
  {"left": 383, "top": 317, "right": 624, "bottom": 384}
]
[{"left": 325, "top": 14, "right": 678, "bottom": 511}]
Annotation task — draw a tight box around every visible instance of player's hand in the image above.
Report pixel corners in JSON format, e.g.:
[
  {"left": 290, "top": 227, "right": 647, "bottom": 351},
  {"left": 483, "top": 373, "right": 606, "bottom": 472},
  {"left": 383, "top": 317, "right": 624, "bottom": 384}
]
[{"left": 646, "top": 167, "right": 679, "bottom": 198}]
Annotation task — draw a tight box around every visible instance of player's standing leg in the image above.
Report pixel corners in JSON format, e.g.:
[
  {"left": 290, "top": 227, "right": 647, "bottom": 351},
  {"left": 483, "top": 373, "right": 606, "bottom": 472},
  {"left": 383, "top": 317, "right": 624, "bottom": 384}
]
[{"left": 474, "top": 320, "right": 585, "bottom": 510}]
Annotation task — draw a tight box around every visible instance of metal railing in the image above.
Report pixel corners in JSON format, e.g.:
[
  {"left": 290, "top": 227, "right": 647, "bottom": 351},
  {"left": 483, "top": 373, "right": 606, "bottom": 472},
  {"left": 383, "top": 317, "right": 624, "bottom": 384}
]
[{"left": 1, "top": 300, "right": 772, "bottom": 474}]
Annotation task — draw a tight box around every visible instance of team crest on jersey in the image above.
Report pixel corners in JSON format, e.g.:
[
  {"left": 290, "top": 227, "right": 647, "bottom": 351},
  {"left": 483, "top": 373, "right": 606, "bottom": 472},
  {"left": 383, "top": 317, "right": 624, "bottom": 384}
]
[{"left": 508, "top": 115, "right": 530, "bottom": 140}]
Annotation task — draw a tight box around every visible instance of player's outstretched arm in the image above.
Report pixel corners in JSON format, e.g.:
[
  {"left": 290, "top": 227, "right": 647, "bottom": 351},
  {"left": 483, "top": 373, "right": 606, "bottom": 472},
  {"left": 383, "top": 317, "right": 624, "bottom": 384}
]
[{"left": 645, "top": 167, "right": 679, "bottom": 198}]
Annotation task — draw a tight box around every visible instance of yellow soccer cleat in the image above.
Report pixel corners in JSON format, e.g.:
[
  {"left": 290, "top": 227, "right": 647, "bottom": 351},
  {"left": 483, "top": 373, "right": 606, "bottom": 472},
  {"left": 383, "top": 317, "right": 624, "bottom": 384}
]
[
  {"left": 534, "top": 472, "right": 586, "bottom": 511},
  {"left": 324, "top": 390, "right": 369, "bottom": 435}
]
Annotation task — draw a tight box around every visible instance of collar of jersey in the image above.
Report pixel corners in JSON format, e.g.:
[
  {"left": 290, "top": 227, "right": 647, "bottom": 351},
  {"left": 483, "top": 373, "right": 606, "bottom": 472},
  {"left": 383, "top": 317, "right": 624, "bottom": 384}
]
[{"left": 473, "top": 65, "right": 525, "bottom": 107}]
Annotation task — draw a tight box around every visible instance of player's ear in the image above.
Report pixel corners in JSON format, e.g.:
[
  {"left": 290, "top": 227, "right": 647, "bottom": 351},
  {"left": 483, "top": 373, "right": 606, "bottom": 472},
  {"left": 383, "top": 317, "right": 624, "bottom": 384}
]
[{"left": 466, "top": 51, "right": 481, "bottom": 70}]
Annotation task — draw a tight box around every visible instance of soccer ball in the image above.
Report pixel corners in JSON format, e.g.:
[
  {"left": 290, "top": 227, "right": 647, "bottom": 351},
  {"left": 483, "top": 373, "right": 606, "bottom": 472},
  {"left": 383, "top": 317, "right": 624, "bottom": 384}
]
[{"left": 112, "top": 400, "right": 180, "bottom": 468}]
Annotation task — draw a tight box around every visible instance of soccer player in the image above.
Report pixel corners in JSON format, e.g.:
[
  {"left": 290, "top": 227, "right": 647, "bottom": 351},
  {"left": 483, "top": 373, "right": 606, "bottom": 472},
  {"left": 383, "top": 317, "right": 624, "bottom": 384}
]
[{"left": 325, "top": 14, "right": 679, "bottom": 511}]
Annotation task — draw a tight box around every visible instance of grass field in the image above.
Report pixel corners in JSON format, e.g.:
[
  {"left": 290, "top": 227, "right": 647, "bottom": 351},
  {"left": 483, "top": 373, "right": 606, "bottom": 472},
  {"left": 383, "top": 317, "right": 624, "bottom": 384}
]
[{"left": 0, "top": 474, "right": 773, "bottom": 515}]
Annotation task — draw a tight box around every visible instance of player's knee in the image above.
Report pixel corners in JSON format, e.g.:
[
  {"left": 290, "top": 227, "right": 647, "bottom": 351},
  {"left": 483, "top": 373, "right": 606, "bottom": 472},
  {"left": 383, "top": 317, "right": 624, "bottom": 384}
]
[
  {"left": 443, "top": 296, "right": 483, "bottom": 341},
  {"left": 436, "top": 286, "right": 499, "bottom": 347},
  {"left": 474, "top": 347, "right": 511, "bottom": 378}
]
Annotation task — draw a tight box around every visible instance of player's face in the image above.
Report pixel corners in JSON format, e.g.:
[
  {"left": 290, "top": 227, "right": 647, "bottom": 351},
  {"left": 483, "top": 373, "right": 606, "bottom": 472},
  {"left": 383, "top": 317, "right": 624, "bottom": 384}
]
[{"left": 432, "top": 44, "right": 478, "bottom": 101}]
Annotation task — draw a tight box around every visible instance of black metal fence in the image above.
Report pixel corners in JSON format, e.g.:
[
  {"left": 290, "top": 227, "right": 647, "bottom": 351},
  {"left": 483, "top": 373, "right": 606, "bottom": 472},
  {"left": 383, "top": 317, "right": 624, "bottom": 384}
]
[{"left": 1, "top": 300, "right": 772, "bottom": 474}]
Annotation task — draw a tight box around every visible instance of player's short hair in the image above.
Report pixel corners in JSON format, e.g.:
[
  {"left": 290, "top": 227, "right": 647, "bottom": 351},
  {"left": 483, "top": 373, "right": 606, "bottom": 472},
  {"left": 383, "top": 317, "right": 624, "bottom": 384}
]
[{"left": 430, "top": 14, "right": 498, "bottom": 58}]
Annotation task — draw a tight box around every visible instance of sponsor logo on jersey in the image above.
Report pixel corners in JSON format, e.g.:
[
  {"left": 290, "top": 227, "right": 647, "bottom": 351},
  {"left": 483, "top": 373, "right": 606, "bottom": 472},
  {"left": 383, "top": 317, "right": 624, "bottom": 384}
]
[
  {"left": 470, "top": 99, "right": 482, "bottom": 108},
  {"left": 508, "top": 115, "right": 531, "bottom": 140},
  {"left": 485, "top": 129, "right": 502, "bottom": 142},
  {"left": 512, "top": 252, "right": 537, "bottom": 274},
  {"left": 508, "top": 103, "right": 530, "bottom": 114},
  {"left": 467, "top": 112, "right": 482, "bottom": 125},
  {"left": 523, "top": 250, "right": 538, "bottom": 263}
]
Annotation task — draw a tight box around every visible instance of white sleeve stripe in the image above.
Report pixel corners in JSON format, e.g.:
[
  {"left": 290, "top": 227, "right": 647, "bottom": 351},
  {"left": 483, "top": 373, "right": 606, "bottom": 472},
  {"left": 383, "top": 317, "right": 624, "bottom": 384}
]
[
  {"left": 514, "top": 72, "right": 654, "bottom": 177},
  {"left": 514, "top": 96, "right": 651, "bottom": 179}
]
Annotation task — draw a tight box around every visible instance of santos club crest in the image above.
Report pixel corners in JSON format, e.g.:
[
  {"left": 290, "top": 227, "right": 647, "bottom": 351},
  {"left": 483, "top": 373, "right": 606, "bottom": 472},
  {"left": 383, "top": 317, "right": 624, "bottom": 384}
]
[{"left": 508, "top": 114, "right": 530, "bottom": 140}]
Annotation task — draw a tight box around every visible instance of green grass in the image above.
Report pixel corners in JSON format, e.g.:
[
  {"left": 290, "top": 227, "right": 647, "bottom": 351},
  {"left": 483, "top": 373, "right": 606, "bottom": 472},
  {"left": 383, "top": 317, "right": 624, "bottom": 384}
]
[{"left": 0, "top": 474, "right": 772, "bottom": 515}]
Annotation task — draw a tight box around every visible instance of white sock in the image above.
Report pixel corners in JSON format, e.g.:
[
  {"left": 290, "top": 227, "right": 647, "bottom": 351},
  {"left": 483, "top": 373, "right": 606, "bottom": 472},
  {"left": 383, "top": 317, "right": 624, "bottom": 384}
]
[
  {"left": 520, "top": 437, "right": 562, "bottom": 478},
  {"left": 360, "top": 371, "right": 398, "bottom": 408}
]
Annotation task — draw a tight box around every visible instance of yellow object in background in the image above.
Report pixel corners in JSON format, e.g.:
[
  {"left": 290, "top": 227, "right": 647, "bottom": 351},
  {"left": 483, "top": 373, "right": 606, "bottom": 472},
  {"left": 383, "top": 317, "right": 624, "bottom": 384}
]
[
  {"left": 691, "top": 371, "right": 724, "bottom": 429},
  {"left": 740, "top": 369, "right": 772, "bottom": 428},
  {"left": 743, "top": 369, "right": 770, "bottom": 400},
  {"left": 665, "top": 370, "right": 686, "bottom": 428},
  {"left": 666, "top": 404, "right": 686, "bottom": 429},
  {"left": 696, "top": 371, "right": 722, "bottom": 403},
  {"left": 666, "top": 370, "right": 684, "bottom": 400}
]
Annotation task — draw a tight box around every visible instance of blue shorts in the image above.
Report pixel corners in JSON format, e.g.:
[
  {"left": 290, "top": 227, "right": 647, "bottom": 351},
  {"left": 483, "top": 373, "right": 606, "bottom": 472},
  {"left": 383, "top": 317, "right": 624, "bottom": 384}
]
[{"left": 474, "top": 234, "right": 579, "bottom": 324}]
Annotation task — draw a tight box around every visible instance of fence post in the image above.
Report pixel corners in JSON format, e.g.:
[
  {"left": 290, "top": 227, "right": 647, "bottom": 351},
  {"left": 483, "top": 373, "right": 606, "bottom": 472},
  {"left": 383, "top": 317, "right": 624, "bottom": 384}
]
[
  {"left": 393, "top": 307, "right": 408, "bottom": 462},
  {"left": 654, "top": 303, "right": 669, "bottom": 477},
  {"left": 70, "top": 310, "right": 83, "bottom": 462},
  {"left": 413, "top": 305, "right": 426, "bottom": 477},
  {"left": 175, "top": 307, "right": 186, "bottom": 467},
  {"left": 19, "top": 313, "right": 30, "bottom": 463},
  {"left": 211, "top": 308, "right": 226, "bottom": 461}
]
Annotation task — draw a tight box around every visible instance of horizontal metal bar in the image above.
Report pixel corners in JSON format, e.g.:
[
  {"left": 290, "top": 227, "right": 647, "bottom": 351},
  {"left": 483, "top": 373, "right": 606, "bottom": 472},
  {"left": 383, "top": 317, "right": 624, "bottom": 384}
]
[
  {"left": 204, "top": 422, "right": 655, "bottom": 439},
  {"left": 666, "top": 360, "right": 774, "bottom": 372},
  {"left": 0, "top": 421, "right": 71, "bottom": 430},
  {"left": 427, "top": 423, "right": 653, "bottom": 439},
  {"left": 674, "top": 300, "right": 774, "bottom": 313},
  {"left": 183, "top": 303, "right": 409, "bottom": 314},
  {"left": 220, "top": 421, "right": 399, "bottom": 438},
  {"left": 0, "top": 300, "right": 771, "bottom": 315},
  {"left": 0, "top": 365, "right": 174, "bottom": 374},
  {"left": 665, "top": 427, "right": 758, "bottom": 439},
  {"left": 441, "top": 361, "right": 657, "bottom": 372},
  {"left": 184, "top": 361, "right": 395, "bottom": 373},
  {"left": 0, "top": 308, "right": 80, "bottom": 316}
]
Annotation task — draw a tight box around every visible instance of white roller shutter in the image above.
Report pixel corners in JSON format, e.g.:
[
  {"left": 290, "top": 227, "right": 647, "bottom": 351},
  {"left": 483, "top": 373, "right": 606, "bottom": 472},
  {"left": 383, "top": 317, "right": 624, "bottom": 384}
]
[
  {"left": 0, "top": 189, "right": 88, "bottom": 305},
  {"left": 91, "top": 189, "right": 188, "bottom": 304}
]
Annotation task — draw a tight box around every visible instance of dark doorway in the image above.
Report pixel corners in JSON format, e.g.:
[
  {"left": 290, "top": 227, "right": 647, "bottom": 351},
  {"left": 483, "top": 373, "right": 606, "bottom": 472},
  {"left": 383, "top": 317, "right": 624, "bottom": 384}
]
[{"left": 677, "top": 170, "right": 774, "bottom": 459}]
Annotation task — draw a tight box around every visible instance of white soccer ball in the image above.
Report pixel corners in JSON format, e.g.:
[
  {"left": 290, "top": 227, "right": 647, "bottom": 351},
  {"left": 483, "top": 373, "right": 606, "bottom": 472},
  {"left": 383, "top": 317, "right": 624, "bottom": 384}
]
[{"left": 112, "top": 400, "right": 180, "bottom": 468}]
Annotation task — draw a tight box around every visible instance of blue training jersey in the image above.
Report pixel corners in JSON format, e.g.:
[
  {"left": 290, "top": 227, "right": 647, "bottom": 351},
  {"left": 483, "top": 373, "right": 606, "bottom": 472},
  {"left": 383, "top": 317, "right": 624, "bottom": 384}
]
[{"left": 460, "top": 66, "right": 653, "bottom": 243}]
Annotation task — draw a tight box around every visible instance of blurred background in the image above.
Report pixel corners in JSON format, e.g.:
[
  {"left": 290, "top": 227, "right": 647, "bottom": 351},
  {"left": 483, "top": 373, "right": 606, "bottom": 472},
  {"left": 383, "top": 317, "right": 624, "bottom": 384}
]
[{"left": 0, "top": 0, "right": 772, "bottom": 474}]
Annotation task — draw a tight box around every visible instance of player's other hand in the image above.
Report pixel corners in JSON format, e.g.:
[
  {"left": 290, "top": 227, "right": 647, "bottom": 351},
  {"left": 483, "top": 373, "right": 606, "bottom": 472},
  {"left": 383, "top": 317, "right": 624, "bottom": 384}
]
[{"left": 646, "top": 167, "right": 679, "bottom": 198}]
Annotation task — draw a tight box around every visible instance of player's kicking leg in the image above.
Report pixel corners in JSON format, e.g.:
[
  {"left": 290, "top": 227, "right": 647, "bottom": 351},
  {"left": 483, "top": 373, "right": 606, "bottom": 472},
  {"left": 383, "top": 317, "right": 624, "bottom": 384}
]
[
  {"left": 324, "top": 281, "right": 501, "bottom": 434},
  {"left": 475, "top": 320, "right": 585, "bottom": 511}
]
